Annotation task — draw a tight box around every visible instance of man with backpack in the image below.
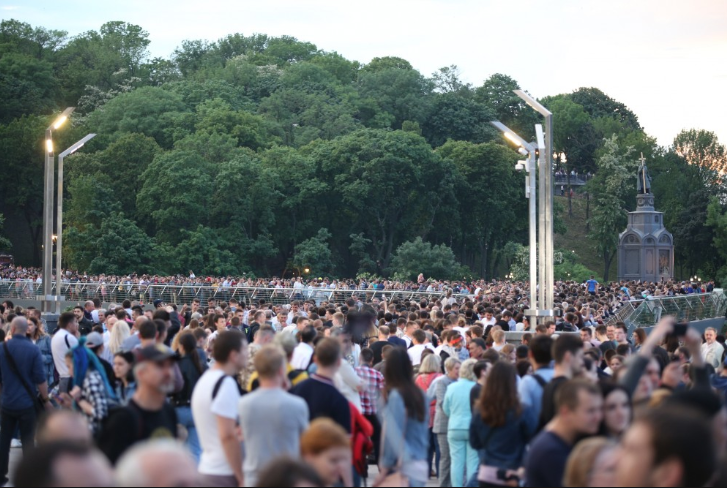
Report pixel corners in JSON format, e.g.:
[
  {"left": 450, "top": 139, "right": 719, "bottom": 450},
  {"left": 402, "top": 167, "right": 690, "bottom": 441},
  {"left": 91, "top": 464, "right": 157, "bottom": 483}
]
[
  {"left": 97, "top": 344, "right": 179, "bottom": 465},
  {"left": 192, "top": 330, "right": 248, "bottom": 487},
  {"left": 51, "top": 312, "right": 79, "bottom": 394},
  {"left": 519, "top": 335, "right": 554, "bottom": 422},
  {"left": 0, "top": 317, "right": 52, "bottom": 485}
]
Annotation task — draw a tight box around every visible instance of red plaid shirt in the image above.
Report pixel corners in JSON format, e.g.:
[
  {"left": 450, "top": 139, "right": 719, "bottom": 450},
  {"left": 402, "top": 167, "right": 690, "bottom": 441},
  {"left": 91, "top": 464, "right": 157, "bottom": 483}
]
[{"left": 355, "top": 365, "right": 385, "bottom": 415}]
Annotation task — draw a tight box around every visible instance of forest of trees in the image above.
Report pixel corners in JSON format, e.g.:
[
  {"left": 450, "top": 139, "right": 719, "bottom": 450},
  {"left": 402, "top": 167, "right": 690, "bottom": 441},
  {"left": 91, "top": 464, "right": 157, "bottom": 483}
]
[{"left": 1, "top": 19, "right": 726, "bottom": 283}]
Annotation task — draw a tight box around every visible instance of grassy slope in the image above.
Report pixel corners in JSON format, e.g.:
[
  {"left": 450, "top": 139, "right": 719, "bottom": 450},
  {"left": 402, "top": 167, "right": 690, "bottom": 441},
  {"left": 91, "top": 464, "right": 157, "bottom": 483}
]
[{"left": 555, "top": 195, "right": 618, "bottom": 282}]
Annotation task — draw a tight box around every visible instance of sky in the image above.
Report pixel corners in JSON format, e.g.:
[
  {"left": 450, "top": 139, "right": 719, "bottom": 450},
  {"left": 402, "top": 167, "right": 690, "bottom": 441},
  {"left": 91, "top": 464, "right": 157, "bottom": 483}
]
[{"left": 2, "top": 0, "right": 726, "bottom": 147}]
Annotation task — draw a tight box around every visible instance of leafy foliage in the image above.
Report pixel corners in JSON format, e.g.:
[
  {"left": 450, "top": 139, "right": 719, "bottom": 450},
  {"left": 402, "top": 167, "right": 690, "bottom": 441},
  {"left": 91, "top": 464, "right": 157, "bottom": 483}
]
[{"left": 0, "top": 18, "right": 725, "bottom": 282}]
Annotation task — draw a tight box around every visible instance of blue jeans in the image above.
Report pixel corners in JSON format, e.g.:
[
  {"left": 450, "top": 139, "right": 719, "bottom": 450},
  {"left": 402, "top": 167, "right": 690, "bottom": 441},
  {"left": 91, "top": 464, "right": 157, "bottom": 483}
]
[
  {"left": 428, "top": 428, "right": 440, "bottom": 478},
  {"left": 447, "top": 430, "right": 478, "bottom": 488},
  {"left": 176, "top": 406, "right": 200, "bottom": 464}
]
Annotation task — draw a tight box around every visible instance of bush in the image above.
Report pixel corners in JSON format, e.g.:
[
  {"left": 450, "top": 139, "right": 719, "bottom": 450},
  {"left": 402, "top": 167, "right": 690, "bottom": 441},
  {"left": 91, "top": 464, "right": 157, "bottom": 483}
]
[{"left": 389, "top": 238, "right": 469, "bottom": 281}]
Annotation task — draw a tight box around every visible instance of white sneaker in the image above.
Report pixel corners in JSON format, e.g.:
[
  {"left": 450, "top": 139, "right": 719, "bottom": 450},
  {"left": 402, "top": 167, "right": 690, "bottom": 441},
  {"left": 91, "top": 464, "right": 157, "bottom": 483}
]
[{"left": 10, "top": 439, "right": 21, "bottom": 449}]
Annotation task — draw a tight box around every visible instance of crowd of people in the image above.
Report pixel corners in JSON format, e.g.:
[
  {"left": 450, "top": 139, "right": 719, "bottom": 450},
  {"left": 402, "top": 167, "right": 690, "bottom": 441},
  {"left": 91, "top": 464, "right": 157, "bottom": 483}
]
[
  {"left": 0, "top": 263, "right": 718, "bottom": 326},
  {"left": 0, "top": 281, "right": 725, "bottom": 487}
]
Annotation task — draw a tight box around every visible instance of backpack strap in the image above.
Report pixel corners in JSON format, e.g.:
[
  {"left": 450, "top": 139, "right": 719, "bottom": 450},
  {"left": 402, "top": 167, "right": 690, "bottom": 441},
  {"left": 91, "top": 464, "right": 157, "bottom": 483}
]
[
  {"left": 532, "top": 374, "right": 547, "bottom": 388},
  {"left": 212, "top": 375, "right": 243, "bottom": 401}
]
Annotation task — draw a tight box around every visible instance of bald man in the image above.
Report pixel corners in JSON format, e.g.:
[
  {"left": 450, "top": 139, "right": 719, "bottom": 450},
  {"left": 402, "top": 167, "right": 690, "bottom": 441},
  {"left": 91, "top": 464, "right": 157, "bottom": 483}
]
[
  {"left": 36, "top": 411, "right": 93, "bottom": 446},
  {"left": 0, "top": 317, "right": 52, "bottom": 484},
  {"left": 116, "top": 440, "right": 198, "bottom": 487}
]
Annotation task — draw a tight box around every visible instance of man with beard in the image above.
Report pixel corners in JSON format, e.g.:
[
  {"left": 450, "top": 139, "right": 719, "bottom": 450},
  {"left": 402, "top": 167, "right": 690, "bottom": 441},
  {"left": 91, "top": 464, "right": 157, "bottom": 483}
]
[{"left": 98, "top": 345, "right": 180, "bottom": 465}]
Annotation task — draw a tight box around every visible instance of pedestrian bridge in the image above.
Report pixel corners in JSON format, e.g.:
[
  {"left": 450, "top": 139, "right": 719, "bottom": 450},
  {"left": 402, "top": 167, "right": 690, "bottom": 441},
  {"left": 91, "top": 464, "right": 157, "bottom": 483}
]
[{"left": 607, "top": 291, "right": 727, "bottom": 333}]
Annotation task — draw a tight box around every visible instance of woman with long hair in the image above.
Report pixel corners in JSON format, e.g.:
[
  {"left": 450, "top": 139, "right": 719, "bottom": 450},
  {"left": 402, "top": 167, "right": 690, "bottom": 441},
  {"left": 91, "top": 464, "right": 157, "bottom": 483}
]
[
  {"left": 443, "top": 359, "right": 479, "bottom": 487},
  {"left": 633, "top": 328, "right": 647, "bottom": 352},
  {"left": 113, "top": 351, "right": 136, "bottom": 406},
  {"left": 28, "top": 316, "right": 54, "bottom": 385},
  {"left": 415, "top": 354, "right": 443, "bottom": 480},
  {"left": 108, "top": 320, "right": 130, "bottom": 356},
  {"left": 599, "top": 383, "right": 632, "bottom": 439},
  {"left": 173, "top": 332, "right": 207, "bottom": 464},
  {"left": 470, "top": 361, "right": 537, "bottom": 487},
  {"left": 376, "top": 348, "right": 429, "bottom": 488}
]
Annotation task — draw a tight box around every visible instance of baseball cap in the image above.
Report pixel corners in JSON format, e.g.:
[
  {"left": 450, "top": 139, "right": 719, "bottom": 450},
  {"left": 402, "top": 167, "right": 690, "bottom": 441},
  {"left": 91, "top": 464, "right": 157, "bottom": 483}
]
[
  {"left": 450, "top": 335, "right": 464, "bottom": 345},
  {"left": 153, "top": 300, "right": 164, "bottom": 308},
  {"left": 134, "top": 344, "right": 176, "bottom": 364},
  {"left": 85, "top": 332, "right": 104, "bottom": 349}
]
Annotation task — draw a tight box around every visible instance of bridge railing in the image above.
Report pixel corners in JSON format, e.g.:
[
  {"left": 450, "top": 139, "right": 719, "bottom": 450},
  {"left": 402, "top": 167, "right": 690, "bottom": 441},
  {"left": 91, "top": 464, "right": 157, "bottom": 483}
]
[
  {"left": 0, "top": 280, "right": 468, "bottom": 307},
  {"left": 609, "top": 292, "right": 727, "bottom": 329}
]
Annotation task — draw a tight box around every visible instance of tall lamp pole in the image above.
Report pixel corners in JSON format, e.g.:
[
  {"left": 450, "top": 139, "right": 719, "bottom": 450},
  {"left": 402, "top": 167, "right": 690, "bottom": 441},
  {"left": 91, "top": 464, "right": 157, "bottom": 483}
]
[
  {"left": 42, "top": 108, "right": 74, "bottom": 314},
  {"left": 491, "top": 121, "right": 541, "bottom": 316},
  {"left": 514, "top": 90, "right": 555, "bottom": 317},
  {"left": 55, "top": 134, "right": 96, "bottom": 314}
]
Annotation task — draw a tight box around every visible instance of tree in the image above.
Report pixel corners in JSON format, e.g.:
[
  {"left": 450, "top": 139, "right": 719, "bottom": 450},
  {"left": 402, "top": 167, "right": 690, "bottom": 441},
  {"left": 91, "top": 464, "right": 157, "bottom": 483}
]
[
  {"left": 421, "top": 92, "right": 496, "bottom": 147},
  {"left": 431, "top": 65, "right": 470, "bottom": 93},
  {"left": 543, "top": 95, "right": 598, "bottom": 216},
  {"left": 136, "top": 151, "right": 212, "bottom": 242},
  {"left": 706, "top": 199, "right": 727, "bottom": 287},
  {"left": 474, "top": 74, "right": 540, "bottom": 139},
  {"left": 294, "top": 228, "right": 335, "bottom": 275},
  {"left": 0, "top": 115, "right": 49, "bottom": 264},
  {"left": 586, "top": 136, "right": 639, "bottom": 281},
  {"left": 389, "top": 238, "right": 467, "bottom": 281},
  {"left": 85, "top": 86, "right": 188, "bottom": 148},
  {"left": 357, "top": 68, "right": 433, "bottom": 129},
  {"left": 0, "top": 213, "right": 11, "bottom": 252},
  {"left": 570, "top": 87, "right": 641, "bottom": 132},
  {"left": 436, "top": 140, "right": 527, "bottom": 278},
  {"left": 309, "top": 129, "right": 458, "bottom": 270},
  {"left": 0, "top": 53, "right": 57, "bottom": 123},
  {"left": 673, "top": 129, "right": 727, "bottom": 185}
]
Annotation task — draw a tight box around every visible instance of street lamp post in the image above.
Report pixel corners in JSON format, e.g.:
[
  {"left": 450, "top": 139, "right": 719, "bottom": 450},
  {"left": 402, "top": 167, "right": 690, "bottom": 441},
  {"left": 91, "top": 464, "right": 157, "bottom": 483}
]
[
  {"left": 42, "top": 107, "right": 74, "bottom": 314},
  {"left": 491, "top": 121, "right": 540, "bottom": 316},
  {"left": 55, "top": 134, "right": 96, "bottom": 314},
  {"left": 514, "top": 90, "right": 555, "bottom": 317}
]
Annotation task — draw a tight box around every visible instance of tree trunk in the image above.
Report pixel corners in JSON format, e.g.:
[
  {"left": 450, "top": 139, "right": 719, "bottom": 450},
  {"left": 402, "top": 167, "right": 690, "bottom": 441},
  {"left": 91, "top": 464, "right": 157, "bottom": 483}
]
[
  {"left": 604, "top": 249, "right": 616, "bottom": 282},
  {"left": 481, "top": 241, "right": 488, "bottom": 280}
]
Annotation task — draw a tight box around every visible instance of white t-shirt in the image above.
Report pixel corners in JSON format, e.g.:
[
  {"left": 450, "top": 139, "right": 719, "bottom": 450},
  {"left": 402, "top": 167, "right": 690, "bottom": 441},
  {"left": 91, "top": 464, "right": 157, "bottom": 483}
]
[
  {"left": 291, "top": 343, "right": 314, "bottom": 370},
  {"left": 407, "top": 344, "right": 436, "bottom": 366},
  {"left": 51, "top": 329, "right": 78, "bottom": 378},
  {"left": 192, "top": 370, "right": 241, "bottom": 476}
]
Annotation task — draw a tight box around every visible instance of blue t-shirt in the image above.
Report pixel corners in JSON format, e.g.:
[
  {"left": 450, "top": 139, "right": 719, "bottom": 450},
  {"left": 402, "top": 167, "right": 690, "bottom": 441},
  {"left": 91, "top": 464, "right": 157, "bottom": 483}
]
[
  {"left": 524, "top": 431, "right": 572, "bottom": 487},
  {"left": 586, "top": 280, "right": 598, "bottom": 293}
]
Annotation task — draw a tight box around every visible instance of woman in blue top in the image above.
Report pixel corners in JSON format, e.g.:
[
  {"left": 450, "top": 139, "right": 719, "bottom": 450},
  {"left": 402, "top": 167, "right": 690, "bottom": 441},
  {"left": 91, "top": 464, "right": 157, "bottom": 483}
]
[
  {"left": 443, "top": 358, "right": 479, "bottom": 487},
  {"left": 469, "top": 362, "right": 537, "bottom": 487},
  {"left": 377, "top": 348, "right": 430, "bottom": 488}
]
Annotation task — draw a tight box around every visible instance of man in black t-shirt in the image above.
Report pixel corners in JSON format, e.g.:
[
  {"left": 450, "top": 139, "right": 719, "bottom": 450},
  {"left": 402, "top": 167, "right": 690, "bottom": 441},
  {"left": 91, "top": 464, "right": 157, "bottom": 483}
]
[
  {"left": 370, "top": 326, "right": 391, "bottom": 366},
  {"left": 526, "top": 380, "right": 603, "bottom": 487},
  {"left": 539, "top": 334, "right": 584, "bottom": 429},
  {"left": 98, "top": 345, "right": 179, "bottom": 465}
]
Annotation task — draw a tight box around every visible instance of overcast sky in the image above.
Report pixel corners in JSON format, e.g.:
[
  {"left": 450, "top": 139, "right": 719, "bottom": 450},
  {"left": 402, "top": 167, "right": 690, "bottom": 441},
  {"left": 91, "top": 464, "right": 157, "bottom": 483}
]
[{"left": 3, "top": 0, "right": 726, "bottom": 147}]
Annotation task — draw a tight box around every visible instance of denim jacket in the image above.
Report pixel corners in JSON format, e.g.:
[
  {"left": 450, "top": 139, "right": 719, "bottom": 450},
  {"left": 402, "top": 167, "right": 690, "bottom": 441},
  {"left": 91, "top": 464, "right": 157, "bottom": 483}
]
[{"left": 381, "top": 389, "right": 430, "bottom": 469}]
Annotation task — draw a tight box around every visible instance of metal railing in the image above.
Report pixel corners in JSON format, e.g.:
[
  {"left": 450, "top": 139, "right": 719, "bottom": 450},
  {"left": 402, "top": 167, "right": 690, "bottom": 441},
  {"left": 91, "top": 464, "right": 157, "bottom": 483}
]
[
  {"left": 0, "top": 280, "right": 468, "bottom": 307},
  {"left": 609, "top": 292, "right": 727, "bottom": 329}
]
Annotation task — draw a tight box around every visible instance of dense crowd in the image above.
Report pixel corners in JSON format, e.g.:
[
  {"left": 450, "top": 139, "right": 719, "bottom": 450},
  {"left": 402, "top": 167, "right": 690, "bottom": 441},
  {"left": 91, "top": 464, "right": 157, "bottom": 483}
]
[
  {"left": 0, "top": 284, "right": 725, "bottom": 488},
  {"left": 0, "top": 264, "right": 717, "bottom": 326}
]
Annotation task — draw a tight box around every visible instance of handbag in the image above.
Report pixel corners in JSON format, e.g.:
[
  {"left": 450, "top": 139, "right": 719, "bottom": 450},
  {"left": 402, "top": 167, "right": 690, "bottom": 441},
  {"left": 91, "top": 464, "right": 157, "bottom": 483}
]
[{"left": 3, "top": 342, "right": 46, "bottom": 415}]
